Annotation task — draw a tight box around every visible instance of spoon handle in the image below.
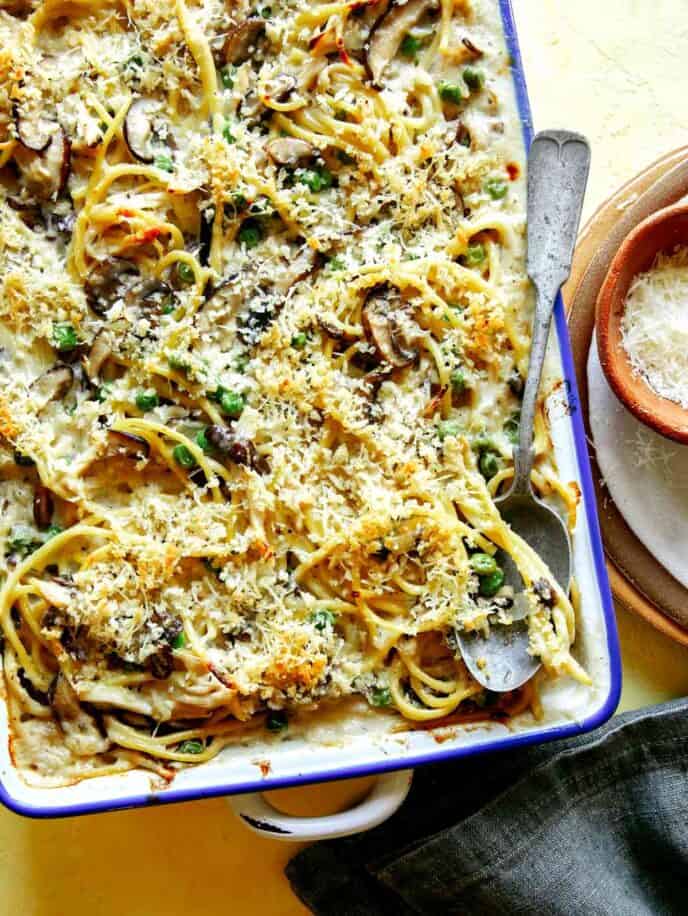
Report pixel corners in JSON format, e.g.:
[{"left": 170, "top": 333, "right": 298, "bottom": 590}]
[{"left": 511, "top": 131, "right": 591, "bottom": 496}]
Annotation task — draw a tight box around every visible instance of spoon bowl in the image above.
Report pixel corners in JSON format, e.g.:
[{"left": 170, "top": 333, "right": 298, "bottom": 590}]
[{"left": 457, "top": 493, "right": 571, "bottom": 691}]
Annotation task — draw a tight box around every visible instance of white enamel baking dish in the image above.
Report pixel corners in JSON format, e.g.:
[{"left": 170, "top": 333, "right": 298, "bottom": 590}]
[{"left": 0, "top": 0, "right": 621, "bottom": 839}]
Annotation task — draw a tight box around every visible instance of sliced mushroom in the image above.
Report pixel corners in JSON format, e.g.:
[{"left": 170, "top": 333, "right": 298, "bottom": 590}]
[
  {"left": 13, "top": 103, "right": 54, "bottom": 153},
  {"left": 265, "top": 137, "right": 314, "bottom": 167},
  {"left": 205, "top": 425, "right": 257, "bottom": 467},
  {"left": 50, "top": 674, "right": 110, "bottom": 757},
  {"left": 456, "top": 121, "right": 472, "bottom": 150},
  {"left": 365, "top": 0, "right": 437, "bottom": 87},
  {"left": 17, "top": 667, "right": 51, "bottom": 706},
  {"left": 148, "top": 647, "right": 173, "bottom": 679},
  {"left": 84, "top": 260, "right": 140, "bottom": 315},
  {"left": 263, "top": 73, "right": 296, "bottom": 102},
  {"left": 33, "top": 484, "right": 54, "bottom": 529},
  {"left": 361, "top": 286, "right": 419, "bottom": 368},
  {"left": 14, "top": 126, "right": 71, "bottom": 200},
  {"left": 274, "top": 245, "right": 321, "bottom": 294},
  {"left": 125, "top": 278, "right": 174, "bottom": 311},
  {"left": 533, "top": 578, "right": 555, "bottom": 608},
  {"left": 106, "top": 430, "right": 150, "bottom": 460},
  {"left": 199, "top": 208, "right": 214, "bottom": 267},
  {"left": 123, "top": 97, "right": 161, "bottom": 164},
  {"left": 223, "top": 18, "right": 266, "bottom": 65},
  {"left": 462, "top": 36, "right": 484, "bottom": 59},
  {"left": 83, "top": 330, "right": 112, "bottom": 383},
  {"left": 30, "top": 365, "right": 74, "bottom": 404},
  {"left": 318, "top": 315, "right": 358, "bottom": 344}
]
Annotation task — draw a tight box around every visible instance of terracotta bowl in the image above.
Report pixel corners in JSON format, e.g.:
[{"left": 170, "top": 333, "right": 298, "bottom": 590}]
[{"left": 596, "top": 202, "right": 688, "bottom": 444}]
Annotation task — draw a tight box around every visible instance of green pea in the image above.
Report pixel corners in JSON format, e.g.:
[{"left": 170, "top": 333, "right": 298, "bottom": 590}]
[
  {"left": 504, "top": 411, "right": 521, "bottom": 445},
  {"left": 438, "top": 82, "right": 463, "bottom": 105},
  {"left": 135, "top": 390, "right": 159, "bottom": 412},
  {"left": 125, "top": 54, "right": 144, "bottom": 71},
  {"left": 450, "top": 368, "right": 466, "bottom": 394},
  {"left": 463, "top": 67, "right": 485, "bottom": 91},
  {"left": 478, "top": 449, "right": 500, "bottom": 480},
  {"left": 400, "top": 34, "right": 421, "bottom": 59},
  {"left": 464, "top": 243, "right": 486, "bottom": 267},
  {"left": 470, "top": 552, "right": 498, "bottom": 576},
  {"left": 327, "top": 255, "right": 345, "bottom": 272},
  {"left": 231, "top": 192, "right": 248, "bottom": 212},
  {"left": 177, "top": 739, "right": 204, "bottom": 754},
  {"left": 176, "top": 261, "right": 194, "bottom": 284},
  {"left": 96, "top": 382, "right": 112, "bottom": 402},
  {"left": 437, "top": 420, "right": 461, "bottom": 441},
  {"left": 370, "top": 686, "right": 392, "bottom": 707},
  {"left": 485, "top": 177, "right": 508, "bottom": 200},
  {"left": 44, "top": 524, "right": 63, "bottom": 540},
  {"left": 220, "top": 390, "right": 245, "bottom": 419},
  {"left": 291, "top": 332, "right": 308, "bottom": 349},
  {"left": 167, "top": 353, "right": 189, "bottom": 372},
  {"left": 479, "top": 568, "right": 505, "bottom": 597},
  {"left": 154, "top": 153, "right": 174, "bottom": 173},
  {"left": 172, "top": 444, "right": 197, "bottom": 469},
  {"left": 172, "top": 631, "right": 186, "bottom": 650},
  {"left": 220, "top": 66, "right": 234, "bottom": 89},
  {"left": 222, "top": 119, "right": 236, "bottom": 144},
  {"left": 310, "top": 609, "right": 336, "bottom": 631},
  {"left": 6, "top": 525, "right": 40, "bottom": 558},
  {"left": 238, "top": 221, "right": 262, "bottom": 248},
  {"left": 195, "top": 428, "right": 212, "bottom": 452},
  {"left": 299, "top": 167, "right": 333, "bottom": 192},
  {"left": 266, "top": 710, "right": 288, "bottom": 732},
  {"left": 52, "top": 322, "right": 79, "bottom": 352}
]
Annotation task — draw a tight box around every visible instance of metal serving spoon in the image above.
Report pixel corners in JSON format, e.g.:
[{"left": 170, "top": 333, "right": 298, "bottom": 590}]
[{"left": 457, "top": 130, "right": 591, "bottom": 692}]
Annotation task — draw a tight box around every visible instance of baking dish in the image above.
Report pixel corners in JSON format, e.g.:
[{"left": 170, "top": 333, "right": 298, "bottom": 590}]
[{"left": 0, "top": 0, "right": 621, "bottom": 834}]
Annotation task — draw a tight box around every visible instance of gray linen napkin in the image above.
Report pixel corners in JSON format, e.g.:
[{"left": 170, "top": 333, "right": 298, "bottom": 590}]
[{"left": 287, "top": 698, "right": 688, "bottom": 915}]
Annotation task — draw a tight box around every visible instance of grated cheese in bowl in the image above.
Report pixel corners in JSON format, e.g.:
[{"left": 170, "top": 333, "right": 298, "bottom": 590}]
[{"left": 621, "top": 246, "right": 688, "bottom": 408}]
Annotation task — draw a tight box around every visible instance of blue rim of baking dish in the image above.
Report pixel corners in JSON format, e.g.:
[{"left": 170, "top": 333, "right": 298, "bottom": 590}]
[{"left": 0, "top": 0, "right": 621, "bottom": 819}]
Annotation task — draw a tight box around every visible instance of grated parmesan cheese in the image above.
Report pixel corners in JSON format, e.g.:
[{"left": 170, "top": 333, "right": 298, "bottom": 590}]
[{"left": 621, "top": 246, "right": 688, "bottom": 408}]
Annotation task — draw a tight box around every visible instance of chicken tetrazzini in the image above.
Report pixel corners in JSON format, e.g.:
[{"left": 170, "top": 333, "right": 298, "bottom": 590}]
[{"left": 0, "top": 0, "right": 588, "bottom": 785}]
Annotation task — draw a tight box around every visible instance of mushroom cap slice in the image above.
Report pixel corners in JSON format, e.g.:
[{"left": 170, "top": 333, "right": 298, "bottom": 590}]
[
  {"left": 265, "top": 137, "right": 314, "bottom": 167},
  {"left": 123, "top": 97, "right": 163, "bottom": 164},
  {"left": 263, "top": 73, "right": 297, "bottom": 102},
  {"left": 30, "top": 365, "right": 74, "bottom": 404},
  {"left": 361, "top": 286, "right": 419, "bottom": 368},
  {"left": 84, "top": 260, "right": 141, "bottom": 315},
  {"left": 14, "top": 126, "right": 71, "bottom": 200},
  {"left": 84, "top": 329, "right": 112, "bottom": 383},
  {"left": 13, "top": 104, "right": 54, "bottom": 153},
  {"left": 223, "top": 18, "right": 266, "bottom": 65},
  {"left": 33, "top": 484, "right": 54, "bottom": 529},
  {"left": 365, "top": 0, "right": 437, "bottom": 87},
  {"left": 106, "top": 430, "right": 150, "bottom": 460}
]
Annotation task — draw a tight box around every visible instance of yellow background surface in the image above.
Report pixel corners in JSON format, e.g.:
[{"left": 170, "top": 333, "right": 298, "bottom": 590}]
[{"left": 4, "top": 3, "right": 688, "bottom": 914}]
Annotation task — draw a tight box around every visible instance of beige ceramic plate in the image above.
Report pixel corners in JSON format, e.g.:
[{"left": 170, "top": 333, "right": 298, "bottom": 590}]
[{"left": 564, "top": 147, "right": 688, "bottom": 646}]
